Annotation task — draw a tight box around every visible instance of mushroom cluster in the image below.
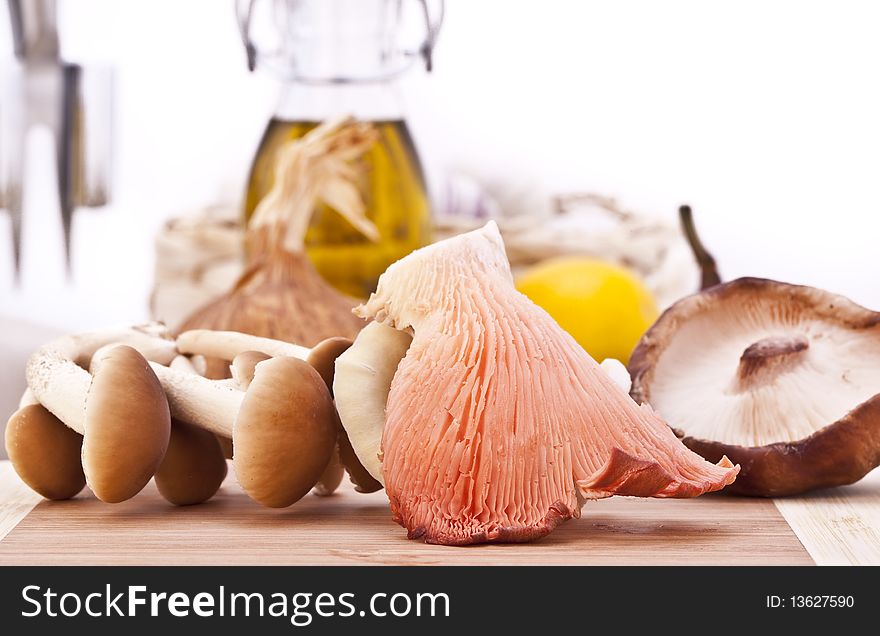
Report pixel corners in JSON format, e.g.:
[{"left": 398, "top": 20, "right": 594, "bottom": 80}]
[
  {"left": 629, "top": 277, "right": 880, "bottom": 496},
  {"left": 6, "top": 324, "right": 371, "bottom": 508},
  {"left": 6, "top": 224, "right": 745, "bottom": 546}
]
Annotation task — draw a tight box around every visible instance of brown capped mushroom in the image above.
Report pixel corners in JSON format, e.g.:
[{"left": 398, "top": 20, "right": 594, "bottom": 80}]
[
  {"left": 214, "top": 348, "right": 344, "bottom": 496},
  {"left": 230, "top": 347, "right": 348, "bottom": 497},
  {"left": 152, "top": 355, "right": 228, "bottom": 506},
  {"left": 149, "top": 356, "right": 337, "bottom": 507},
  {"left": 229, "top": 350, "right": 270, "bottom": 389},
  {"left": 629, "top": 277, "right": 880, "bottom": 496},
  {"left": 87, "top": 347, "right": 228, "bottom": 506},
  {"left": 155, "top": 419, "right": 228, "bottom": 506},
  {"left": 312, "top": 450, "right": 345, "bottom": 497},
  {"left": 5, "top": 403, "right": 86, "bottom": 500},
  {"left": 177, "top": 330, "right": 378, "bottom": 493},
  {"left": 26, "top": 336, "right": 172, "bottom": 503}
]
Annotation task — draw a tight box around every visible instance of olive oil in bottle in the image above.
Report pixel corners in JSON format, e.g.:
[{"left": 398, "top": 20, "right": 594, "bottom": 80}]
[
  {"left": 237, "top": 0, "right": 443, "bottom": 297},
  {"left": 244, "top": 118, "right": 432, "bottom": 299}
]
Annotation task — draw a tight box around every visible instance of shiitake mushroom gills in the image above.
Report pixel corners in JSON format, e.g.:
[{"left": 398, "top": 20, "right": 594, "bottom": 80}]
[
  {"left": 335, "top": 222, "right": 738, "bottom": 546},
  {"left": 629, "top": 278, "right": 880, "bottom": 496}
]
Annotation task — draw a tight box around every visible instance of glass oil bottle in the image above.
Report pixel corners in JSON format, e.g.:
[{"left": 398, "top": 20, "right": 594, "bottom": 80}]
[{"left": 237, "top": 0, "right": 444, "bottom": 298}]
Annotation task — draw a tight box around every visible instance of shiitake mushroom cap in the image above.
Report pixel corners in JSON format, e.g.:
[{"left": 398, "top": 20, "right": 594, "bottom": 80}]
[{"left": 629, "top": 277, "right": 880, "bottom": 496}]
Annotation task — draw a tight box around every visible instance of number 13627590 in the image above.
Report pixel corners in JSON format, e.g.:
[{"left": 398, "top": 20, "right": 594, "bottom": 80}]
[{"left": 766, "top": 595, "right": 855, "bottom": 609}]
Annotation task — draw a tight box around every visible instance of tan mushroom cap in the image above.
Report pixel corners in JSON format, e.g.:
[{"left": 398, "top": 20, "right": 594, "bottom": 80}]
[
  {"left": 302, "top": 339, "right": 348, "bottom": 497},
  {"left": 155, "top": 419, "right": 228, "bottom": 506},
  {"left": 233, "top": 356, "right": 337, "bottom": 507},
  {"left": 306, "top": 337, "right": 352, "bottom": 393},
  {"left": 312, "top": 449, "right": 344, "bottom": 496},
  {"left": 629, "top": 277, "right": 880, "bottom": 496},
  {"left": 230, "top": 351, "right": 271, "bottom": 389},
  {"left": 222, "top": 339, "right": 372, "bottom": 496},
  {"left": 83, "top": 345, "right": 171, "bottom": 503},
  {"left": 5, "top": 404, "right": 86, "bottom": 500},
  {"left": 337, "top": 428, "right": 383, "bottom": 493}
]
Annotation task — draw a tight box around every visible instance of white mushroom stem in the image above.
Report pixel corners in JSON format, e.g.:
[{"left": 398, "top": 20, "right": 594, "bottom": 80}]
[
  {"left": 177, "top": 330, "right": 311, "bottom": 362},
  {"left": 733, "top": 335, "right": 809, "bottom": 393},
  {"left": 148, "top": 362, "right": 244, "bottom": 437},
  {"left": 190, "top": 355, "right": 208, "bottom": 376},
  {"left": 169, "top": 354, "right": 239, "bottom": 389},
  {"left": 27, "top": 325, "right": 177, "bottom": 434},
  {"left": 170, "top": 354, "right": 201, "bottom": 375},
  {"left": 599, "top": 358, "right": 632, "bottom": 394}
]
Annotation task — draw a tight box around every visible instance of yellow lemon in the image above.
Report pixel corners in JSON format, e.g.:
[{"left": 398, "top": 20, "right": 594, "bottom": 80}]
[{"left": 516, "top": 257, "right": 659, "bottom": 364}]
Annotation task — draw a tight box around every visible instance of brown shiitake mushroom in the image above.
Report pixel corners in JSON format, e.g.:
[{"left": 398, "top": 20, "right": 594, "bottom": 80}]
[{"left": 629, "top": 277, "right": 880, "bottom": 496}]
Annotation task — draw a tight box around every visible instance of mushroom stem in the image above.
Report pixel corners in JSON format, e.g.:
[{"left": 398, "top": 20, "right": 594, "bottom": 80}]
[
  {"left": 177, "top": 330, "right": 310, "bottom": 362},
  {"left": 28, "top": 354, "right": 89, "bottom": 434},
  {"left": 679, "top": 205, "right": 721, "bottom": 290},
  {"left": 148, "top": 362, "right": 243, "bottom": 437},
  {"left": 733, "top": 335, "right": 810, "bottom": 392},
  {"left": 170, "top": 354, "right": 201, "bottom": 375}
]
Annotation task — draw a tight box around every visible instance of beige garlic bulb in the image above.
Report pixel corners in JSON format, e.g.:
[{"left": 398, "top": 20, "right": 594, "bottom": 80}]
[{"left": 179, "top": 117, "right": 378, "bottom": 377}]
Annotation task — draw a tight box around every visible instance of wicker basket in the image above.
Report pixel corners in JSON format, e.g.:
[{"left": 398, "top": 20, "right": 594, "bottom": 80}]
[{"left": 151, "top": 194, "right": 698, "bottom": 330}]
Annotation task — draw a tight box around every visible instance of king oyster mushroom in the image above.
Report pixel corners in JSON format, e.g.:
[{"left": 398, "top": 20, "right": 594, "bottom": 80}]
[{"left": 629, "top": 277, "right": 880, "bottom": 496}]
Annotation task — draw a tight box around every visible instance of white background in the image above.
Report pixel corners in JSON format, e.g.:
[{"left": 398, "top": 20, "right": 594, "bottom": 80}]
[{"left": 1, "top": 0, "right": 880, "bottom": 331}]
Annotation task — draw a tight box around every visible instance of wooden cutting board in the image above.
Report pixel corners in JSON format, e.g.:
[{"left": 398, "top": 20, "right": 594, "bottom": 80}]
[{"left": 1, "top": 461, "right": 877, "bottom": 566}]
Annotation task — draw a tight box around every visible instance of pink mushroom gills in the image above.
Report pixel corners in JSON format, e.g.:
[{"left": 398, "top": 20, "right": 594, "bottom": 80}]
[
  {"left": 333, "top": 222, "right": 739, "bottom": 546},
  {"left": 629, "top": 277, "right": 880, "bottom": 496}
]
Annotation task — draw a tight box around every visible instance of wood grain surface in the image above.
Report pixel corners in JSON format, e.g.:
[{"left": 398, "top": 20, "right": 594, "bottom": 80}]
[
  {"left": 0, "top": 462, "right": 40, "bottom": 543},
  {"left": 774, "top": 468, "right": 880, "bottom": 566},
  {"left": 0, "top": 463, "right": 811, "bottom": 565}
]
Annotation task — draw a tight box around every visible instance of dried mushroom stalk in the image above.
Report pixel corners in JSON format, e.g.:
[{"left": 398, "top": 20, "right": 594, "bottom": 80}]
[{"left": 179, "top": 117, "right": 378, "bottom": 377}]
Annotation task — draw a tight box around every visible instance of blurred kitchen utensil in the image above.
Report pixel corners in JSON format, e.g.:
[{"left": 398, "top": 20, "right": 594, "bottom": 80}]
[{"left": 0, "top": 0, "right": 113, "bottom": 281}]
